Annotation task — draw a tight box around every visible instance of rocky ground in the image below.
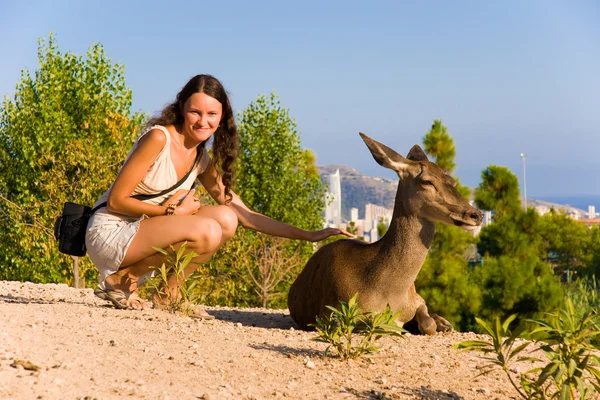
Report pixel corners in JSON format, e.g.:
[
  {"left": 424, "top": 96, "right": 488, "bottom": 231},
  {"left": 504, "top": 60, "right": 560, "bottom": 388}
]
[{"left": 0, "top": 281, "right": 528, "bottom": 399}]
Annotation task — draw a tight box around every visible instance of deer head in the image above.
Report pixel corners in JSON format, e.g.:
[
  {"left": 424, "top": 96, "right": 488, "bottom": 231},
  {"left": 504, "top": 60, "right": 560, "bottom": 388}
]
[{"left": 359, "top": 132, "right": 483, "bottom": 231}]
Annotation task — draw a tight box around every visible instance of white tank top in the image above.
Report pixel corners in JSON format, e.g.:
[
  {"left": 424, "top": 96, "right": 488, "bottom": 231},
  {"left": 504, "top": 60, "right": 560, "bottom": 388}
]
[{"left": 93, "top": 125, "right": 210, "bottom": 210}]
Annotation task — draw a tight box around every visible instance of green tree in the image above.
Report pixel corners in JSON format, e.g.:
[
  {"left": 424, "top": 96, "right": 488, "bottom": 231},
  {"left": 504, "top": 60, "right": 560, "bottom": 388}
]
[
  {"left": 0, "top": 34, "right": 145, "bottom": 285},
  {"left": 474, "top": 165, "right": 521, "bottom": 218},
  {"left": 538, "top": 209, "right": 593, "bottom": 277},
  {"left": 195, "top": 92, "right": 327, "bottom": 308},
  {"left": 472, "top": 256, "right": 564, "bottom": 323},
  {"left": 472, "top": 167, "right": 571, "bottom": 328},
  {"left": 473, "top": 166, "right": 544, "bottom": 261},
  {"left": 417, "top": 257, "right": 481, "bottom": 331},
  {"left": 422, "top": 119, "right": 456, "bottom": 172},
  {"left": 235, "top": 91, "right": 326, "bottom": 231},
  {"left": 587, "top": 227, "right": 600, "bottom": 278},
  {"left": 477, "top": 208, "right": 544, "bottom": 259}
]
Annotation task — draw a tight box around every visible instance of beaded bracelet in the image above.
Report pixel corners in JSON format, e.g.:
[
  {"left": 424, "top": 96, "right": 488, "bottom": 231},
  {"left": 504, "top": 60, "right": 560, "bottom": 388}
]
[{"left": 165, "top": 203, "right": 177, "bottom": 216}]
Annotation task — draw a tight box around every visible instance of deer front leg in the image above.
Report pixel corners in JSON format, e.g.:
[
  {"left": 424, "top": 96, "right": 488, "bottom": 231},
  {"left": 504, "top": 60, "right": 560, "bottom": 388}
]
[{"left": 410, "top": 284, "right": 453, "bottom": 335}]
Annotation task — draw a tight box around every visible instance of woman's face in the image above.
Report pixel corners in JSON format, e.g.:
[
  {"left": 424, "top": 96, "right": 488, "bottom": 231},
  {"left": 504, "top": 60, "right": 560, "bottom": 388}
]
[{"left": 182, "top": 92, "right": 223, "bottom": 142}]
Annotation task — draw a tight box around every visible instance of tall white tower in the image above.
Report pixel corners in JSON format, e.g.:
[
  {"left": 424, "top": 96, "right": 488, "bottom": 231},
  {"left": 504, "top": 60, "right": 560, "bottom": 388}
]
[
  {"left": 589, "top": 205, "right": 596, "bottom": 219},
  {"left": 325, "top": 169, "right": 342, "bottom": 227}
]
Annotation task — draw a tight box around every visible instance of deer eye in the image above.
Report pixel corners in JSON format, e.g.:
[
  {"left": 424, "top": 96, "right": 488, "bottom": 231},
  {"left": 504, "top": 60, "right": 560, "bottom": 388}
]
[{"left": 422, "top": 180, "right": 436, "bottom": 190}]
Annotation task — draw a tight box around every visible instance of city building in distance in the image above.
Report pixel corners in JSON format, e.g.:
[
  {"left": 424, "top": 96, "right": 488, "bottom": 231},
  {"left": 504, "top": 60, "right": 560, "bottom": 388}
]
[{"left": 324, "top": 169, "right": 342, "bottom": 228}]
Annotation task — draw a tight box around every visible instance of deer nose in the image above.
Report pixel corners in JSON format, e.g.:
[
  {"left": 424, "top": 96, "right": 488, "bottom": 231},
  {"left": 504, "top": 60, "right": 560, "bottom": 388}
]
[{"left": 470, "top": 210, "right": 483, "bottom": 224}]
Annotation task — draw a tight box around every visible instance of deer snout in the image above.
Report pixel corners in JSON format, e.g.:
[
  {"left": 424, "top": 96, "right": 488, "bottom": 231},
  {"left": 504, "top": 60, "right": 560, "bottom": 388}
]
[
  {"left": 465, "top": 209, "right": 483, "bottom": 226},
  {"left": 451, "top": 208, "right": 484, "bottom": 231}
]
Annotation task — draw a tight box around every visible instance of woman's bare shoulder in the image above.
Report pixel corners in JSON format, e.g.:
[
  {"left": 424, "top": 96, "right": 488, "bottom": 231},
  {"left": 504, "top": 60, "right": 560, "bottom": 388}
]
[{"left": 137, "top": 127, "right": 168, "bottom": 150}]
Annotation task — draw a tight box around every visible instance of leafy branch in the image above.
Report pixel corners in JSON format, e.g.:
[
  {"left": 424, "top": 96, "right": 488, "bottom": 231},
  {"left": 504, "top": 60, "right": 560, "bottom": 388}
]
[{"left": 0, "top": 193, "right": 54, "bottom": 236}]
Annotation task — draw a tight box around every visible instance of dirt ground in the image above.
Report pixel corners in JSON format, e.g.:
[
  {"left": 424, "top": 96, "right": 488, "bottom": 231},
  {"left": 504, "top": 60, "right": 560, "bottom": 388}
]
[{"left": 0, "top": 281, "right": 527, "bottom": 400}]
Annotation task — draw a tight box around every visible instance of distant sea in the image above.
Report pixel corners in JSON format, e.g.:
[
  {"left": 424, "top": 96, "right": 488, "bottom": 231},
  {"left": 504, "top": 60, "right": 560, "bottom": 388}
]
[{"left": 534, "top": 195, "right": 600, "bottom": 211}]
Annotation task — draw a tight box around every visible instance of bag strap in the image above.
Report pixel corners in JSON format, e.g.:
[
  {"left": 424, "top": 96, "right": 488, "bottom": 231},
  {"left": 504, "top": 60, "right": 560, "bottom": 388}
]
[{"left": 89, "top": 147, "right": 202, "bottom": 215}]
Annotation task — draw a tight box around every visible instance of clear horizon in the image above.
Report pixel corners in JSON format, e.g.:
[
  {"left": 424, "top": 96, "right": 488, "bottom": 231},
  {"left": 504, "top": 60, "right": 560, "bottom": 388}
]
[{"left": 1, "top": 1, "right": 599, "bottom": 197}]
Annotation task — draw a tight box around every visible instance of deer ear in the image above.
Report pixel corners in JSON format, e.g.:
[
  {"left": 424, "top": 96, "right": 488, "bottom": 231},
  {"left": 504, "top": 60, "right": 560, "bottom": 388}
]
[
  {"left": 359, "top": 132, "right": 412, "bottom": 173},
  {"left": 406, "top": 145, "right": 429, "bottom": 162}
]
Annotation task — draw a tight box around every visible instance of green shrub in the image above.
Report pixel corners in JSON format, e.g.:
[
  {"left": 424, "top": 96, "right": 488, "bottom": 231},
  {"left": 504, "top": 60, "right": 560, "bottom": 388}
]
[
  {"left": 312, "top": 294, "right": 405, "bottom": 359},
  {"left": 564, "top": 275, "right": 600, "bottom": 323},
  {"left": 0, "top": 34, "right": 144, "bottom": 285},
  {"left": 472, "top": 256, "right": 564, "bottom": 325},
  {"left": 456, "top": 298, "right": 600, "bottom": 399}
]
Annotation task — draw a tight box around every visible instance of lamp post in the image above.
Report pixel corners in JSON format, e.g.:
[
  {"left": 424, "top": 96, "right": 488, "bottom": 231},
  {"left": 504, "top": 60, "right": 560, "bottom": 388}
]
[{"left": 520, "top": 153, "right": 527, "bottom": 209}]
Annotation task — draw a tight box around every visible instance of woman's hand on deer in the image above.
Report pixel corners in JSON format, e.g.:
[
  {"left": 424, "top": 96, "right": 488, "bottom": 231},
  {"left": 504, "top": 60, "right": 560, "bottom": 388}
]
[{"left": 309, "top": 227, "right": 355, "bottom": 242}]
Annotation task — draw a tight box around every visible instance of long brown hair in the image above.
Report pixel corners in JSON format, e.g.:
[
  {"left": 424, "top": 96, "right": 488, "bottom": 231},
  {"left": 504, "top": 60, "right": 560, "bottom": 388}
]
[{"left": 147, "top": 74, "right": 238, "bottom": 203}]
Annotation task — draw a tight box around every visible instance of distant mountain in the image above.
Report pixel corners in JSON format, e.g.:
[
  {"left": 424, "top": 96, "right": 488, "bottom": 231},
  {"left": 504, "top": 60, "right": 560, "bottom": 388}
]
[{"left": 318, "top": 164, "right": 397, "bottom": 220}]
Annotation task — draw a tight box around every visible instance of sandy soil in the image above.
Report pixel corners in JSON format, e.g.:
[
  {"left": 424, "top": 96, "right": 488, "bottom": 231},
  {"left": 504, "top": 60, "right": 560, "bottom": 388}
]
[{"left": 0, "top": 281, "right": 526, "bottom": 400}]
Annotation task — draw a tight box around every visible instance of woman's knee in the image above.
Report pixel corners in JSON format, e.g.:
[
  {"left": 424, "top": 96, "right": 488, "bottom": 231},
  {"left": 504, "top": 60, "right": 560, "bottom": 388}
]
[
  {"left": 215, "top": 206, "right": 238, "bottom": 241},
  {"left": 191, "top": 218, "right": 223, "bottom": 253}
]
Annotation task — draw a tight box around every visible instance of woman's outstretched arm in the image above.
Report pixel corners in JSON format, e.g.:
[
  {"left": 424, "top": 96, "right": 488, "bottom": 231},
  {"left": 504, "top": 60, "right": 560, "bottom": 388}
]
[{"left": 197, "top": 161, "right": 353, "bottom": 242}]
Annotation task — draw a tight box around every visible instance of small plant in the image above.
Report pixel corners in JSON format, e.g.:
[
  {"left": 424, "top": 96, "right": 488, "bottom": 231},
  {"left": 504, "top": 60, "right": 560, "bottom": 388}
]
[
  {"left": 524, "top": 299, "right": 600, "bottom": 399},
  {"left": 565, "top": 275, "right": 599, "bottom": 323},
  {"left": 143, "top": 242, "right": 200, "bottom": 315},
  {"left": 311, "top": 294, "right": 405, "bottom": 359},
  {"left": 455, "top": 314, "right": 533, "bottom": 398},
  {"left": 456, "top": 298, "right": 600, "bottom": 399}
]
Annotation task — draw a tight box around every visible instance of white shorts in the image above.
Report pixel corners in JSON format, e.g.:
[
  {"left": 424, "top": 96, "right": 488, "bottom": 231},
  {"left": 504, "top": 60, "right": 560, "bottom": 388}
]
[{"left": 85, "top": 210, "right": 148, "bottom": 287}]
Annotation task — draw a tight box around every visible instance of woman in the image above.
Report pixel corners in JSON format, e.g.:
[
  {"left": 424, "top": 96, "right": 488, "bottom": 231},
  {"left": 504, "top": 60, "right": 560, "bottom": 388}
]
[{"left": 86, "top": 74, "right": 350, "bottom": 316}]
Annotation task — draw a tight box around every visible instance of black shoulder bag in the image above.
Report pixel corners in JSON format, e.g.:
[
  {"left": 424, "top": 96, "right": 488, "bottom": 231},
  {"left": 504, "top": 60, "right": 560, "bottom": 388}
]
[{"left": 54, "top": 149, "right": 202, "bottom": 257}]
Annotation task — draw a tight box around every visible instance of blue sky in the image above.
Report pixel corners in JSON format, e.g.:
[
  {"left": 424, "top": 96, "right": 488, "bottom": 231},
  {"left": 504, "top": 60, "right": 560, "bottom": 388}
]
[{"left": 1, "top": 1, "right": 599, "bottom": 197}]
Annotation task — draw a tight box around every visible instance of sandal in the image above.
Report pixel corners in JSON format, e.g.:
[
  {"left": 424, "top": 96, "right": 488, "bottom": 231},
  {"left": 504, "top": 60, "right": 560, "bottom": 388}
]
[
  {"left": 96, "top": 284, "right": 153, "bottom": 311},
  {"left": 93, "top": 286, "right": 109, "bottom": 301},
  {"left": 101, "top": 281, "right": 130, "bottom": 310}
]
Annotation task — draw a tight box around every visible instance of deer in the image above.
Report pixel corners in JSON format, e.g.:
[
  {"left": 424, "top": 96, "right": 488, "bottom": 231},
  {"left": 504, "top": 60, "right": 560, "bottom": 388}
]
[{"left": 288, "top": 132, "right": 483, "bottom": 335}]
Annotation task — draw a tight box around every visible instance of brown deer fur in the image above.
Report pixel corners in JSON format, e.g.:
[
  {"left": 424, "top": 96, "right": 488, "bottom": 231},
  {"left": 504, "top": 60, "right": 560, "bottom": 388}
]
[{"left": 288, "top": 133, "right": 483, "bottom": 335}]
